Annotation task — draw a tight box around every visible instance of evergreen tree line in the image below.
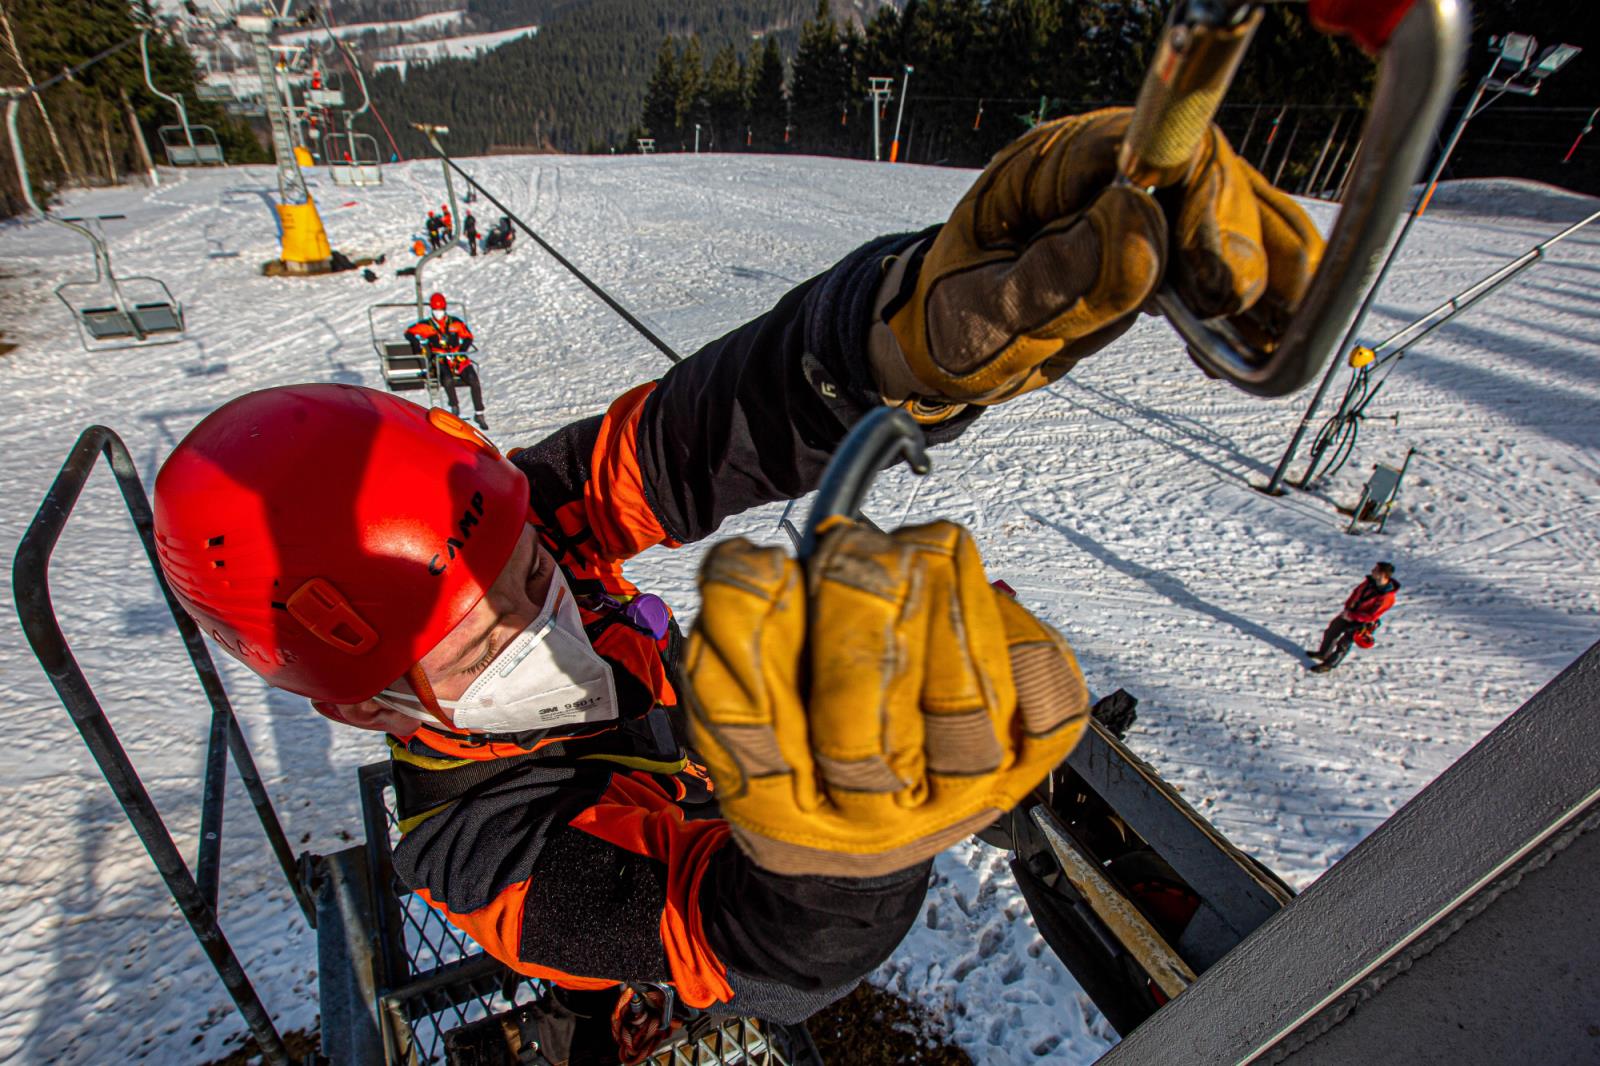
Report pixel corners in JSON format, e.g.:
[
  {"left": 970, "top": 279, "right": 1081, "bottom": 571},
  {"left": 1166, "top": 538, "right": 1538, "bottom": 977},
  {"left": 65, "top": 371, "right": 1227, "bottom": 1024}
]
[
  {"left": 639, "top": 0, "right": 1598, "bottom": 195},
  {"left": 641, "top": 0, "right": 1378, "bottom": 175},
  {"left": 363, "top": 0, "right": 819, "bottom": 157},
  {"left": 0, "top": 0, "right": 263, "bottom": 219},
  {"left": 640, "top": 35, "right": 787, "bottom": 151}
]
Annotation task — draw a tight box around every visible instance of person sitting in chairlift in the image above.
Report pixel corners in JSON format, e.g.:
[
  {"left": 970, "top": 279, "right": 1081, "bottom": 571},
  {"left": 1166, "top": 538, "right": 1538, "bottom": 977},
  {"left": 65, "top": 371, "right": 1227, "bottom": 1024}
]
[{"left": 405, "top": 292, "right": 487, "bottom": 429}]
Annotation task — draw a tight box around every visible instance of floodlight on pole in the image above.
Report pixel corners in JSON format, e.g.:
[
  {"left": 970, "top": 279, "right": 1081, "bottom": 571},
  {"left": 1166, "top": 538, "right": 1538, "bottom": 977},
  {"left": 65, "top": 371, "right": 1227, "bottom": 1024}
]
[
  {"left": 1527, "top": 43, "right": 1581, "bottom": 83},
  {"left": 1263, "top": 29, "right": 1579, "bottom": 497},
  {"left": 890, "top": 65, "right": 913, "bottom": 162}
]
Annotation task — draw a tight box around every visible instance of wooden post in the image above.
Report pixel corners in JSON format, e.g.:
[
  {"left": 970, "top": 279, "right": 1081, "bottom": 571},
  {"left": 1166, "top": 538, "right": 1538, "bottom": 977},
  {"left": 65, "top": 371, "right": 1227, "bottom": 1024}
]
[
  {"left": 119, "top": 85, "right": 158, "bottom": 187},
  {"left": 99, "top": 104, "right": 116, "bottom": 183}
]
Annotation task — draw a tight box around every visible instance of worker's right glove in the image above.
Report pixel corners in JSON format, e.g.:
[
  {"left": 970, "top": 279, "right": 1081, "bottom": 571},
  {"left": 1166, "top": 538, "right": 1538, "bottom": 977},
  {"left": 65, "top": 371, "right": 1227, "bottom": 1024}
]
[
  {"left": 874, "top": 108, "right": 1323, "bottom": 416},
  {"left": 685, "top": 520, "right": 1090, "bottom": 877}
]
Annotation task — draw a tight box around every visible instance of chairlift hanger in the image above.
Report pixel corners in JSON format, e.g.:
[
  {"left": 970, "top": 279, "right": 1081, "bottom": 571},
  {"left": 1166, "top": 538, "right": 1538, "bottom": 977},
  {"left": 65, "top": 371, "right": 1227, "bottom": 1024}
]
[
  {"left": 139, "top": 31, "right": 226, "bottom": 166},
  {"left": 3, "top": 73, "right": 187, "bottom": 352}
]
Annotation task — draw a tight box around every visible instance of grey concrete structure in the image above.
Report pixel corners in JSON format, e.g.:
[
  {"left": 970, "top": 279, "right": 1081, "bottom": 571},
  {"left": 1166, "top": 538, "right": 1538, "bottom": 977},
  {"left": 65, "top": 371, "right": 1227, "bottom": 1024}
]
[{"left": 1098, "top": 640, "right": 1600, "bottom": 1064}]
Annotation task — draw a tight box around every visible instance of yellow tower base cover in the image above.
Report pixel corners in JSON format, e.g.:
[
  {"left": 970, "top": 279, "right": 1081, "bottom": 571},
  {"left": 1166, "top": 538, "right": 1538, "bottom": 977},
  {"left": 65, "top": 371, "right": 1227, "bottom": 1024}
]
[
  {"left": 293, "top": 145, "right": 315, "bottom": 167},
  {"left": 277, "top": 198, "right": 332, "bottom": 275}
]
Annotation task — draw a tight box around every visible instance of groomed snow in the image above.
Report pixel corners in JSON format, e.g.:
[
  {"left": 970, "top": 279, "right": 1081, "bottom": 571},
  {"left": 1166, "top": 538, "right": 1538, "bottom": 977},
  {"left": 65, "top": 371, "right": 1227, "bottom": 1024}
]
[
  {"left": 278, "top": 10, "right": 468, "bottom": 46},
  {"left": 374, "top": 26, "right": 541, "bottom": 77},
  {"left": 1, "top": 155, "right": 1596, "bottom": 1065}
]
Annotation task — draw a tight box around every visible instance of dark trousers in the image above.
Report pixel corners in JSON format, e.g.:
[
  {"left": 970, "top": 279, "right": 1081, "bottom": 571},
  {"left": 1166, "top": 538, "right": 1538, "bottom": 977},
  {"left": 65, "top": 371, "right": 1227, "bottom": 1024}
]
[
  {"left": 442, "top": 363, "right": 484, "bottom": 412},
  {"left": 1316, "top": 617, "right": 1362, "bottom": 669},
  {"left": 467, "top": 235, "right": 478, "bottom": 256}
]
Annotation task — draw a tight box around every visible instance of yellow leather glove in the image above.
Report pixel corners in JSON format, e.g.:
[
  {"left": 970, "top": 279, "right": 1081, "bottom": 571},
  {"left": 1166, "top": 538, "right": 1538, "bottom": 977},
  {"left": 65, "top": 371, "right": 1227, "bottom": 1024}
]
[
  {"left": 878, "top": 107, "right": 1323, "bottom": 412},
  {"left": 685, "top": 520, "right": 1090, "bottom": 877}
]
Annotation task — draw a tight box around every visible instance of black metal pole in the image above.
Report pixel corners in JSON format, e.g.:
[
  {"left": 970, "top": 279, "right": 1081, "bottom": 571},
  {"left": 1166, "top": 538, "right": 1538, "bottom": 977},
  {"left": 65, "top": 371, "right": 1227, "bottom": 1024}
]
[
  {"left": 424, "top": 145, "right": 683, "bottom": 365},
  {"left": 13, "top": 428, "right": 294, "bottom": 1066}
]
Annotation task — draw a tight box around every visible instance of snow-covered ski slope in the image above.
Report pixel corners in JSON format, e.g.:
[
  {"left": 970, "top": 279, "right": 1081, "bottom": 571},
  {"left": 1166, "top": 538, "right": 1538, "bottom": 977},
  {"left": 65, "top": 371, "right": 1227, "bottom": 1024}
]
[{"left": 1, "top": 155, "right": 1597, "bottom": 1065}]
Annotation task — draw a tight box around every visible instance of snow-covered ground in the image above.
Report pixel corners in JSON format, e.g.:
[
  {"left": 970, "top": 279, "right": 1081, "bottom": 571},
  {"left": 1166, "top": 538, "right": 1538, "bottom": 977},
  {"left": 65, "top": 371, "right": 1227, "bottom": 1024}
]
[
  {"left": 1, "top": 155, "right": 1596, "bottom": 1065},
  {"left": 374, "top": 26, "right": 540, "bottom": 76},
  {"left": 278, "top": 9, "right": 468, "bottom": 46}
]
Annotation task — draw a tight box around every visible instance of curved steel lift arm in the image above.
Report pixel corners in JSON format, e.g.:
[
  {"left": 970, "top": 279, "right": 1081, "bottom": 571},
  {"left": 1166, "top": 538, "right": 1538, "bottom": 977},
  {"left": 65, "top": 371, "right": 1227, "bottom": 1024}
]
[{"left": 1122, "top": 0, "right": 1469, "bottom": 397}]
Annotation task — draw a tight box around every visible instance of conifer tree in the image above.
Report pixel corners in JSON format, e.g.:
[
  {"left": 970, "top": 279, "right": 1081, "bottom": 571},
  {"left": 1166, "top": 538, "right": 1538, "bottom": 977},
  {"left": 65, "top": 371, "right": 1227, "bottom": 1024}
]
[
  {"left": 705, "top": 43, "right": 745, "bottom": 150},
  {"left": 675, "top": 35, "right": 706, "bottom": 149},
  {"left": 789, "top": 0, "right": 850, "bottom": 152},
  {"left": 641, "top": 36, "right": 680, "bottom": 142},
  {"left": 747, "top": 36, "right": 787, "bottom": 150}
]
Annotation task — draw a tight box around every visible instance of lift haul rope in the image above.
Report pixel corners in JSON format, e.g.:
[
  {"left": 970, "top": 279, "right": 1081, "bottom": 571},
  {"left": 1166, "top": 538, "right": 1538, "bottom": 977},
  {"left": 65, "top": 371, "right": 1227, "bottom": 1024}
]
[
  {"left": 430, "top": 148, "right": 684, "bottom": 364},
  {"left": 6, "top": 32, "right": 142, "bottom": 98},
  {"left": 314, "top": 8, "right": 404, "bottom": 162}
]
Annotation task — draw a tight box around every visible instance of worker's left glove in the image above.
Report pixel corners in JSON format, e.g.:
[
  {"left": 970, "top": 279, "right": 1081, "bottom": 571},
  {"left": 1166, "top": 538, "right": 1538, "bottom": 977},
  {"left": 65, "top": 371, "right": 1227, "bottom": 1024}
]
[
  {"left": 685, "top": 520, "right": 1090, "bottom": 877},
  {"left": 874, "top": 108, "right": 1323, "bottom": 416}
]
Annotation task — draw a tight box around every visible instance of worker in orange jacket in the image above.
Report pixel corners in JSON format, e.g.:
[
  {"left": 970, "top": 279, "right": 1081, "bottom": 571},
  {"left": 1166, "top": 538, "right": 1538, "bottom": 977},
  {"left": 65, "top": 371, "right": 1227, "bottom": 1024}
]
[
  {"left": 150, "top": 109, "right": 1322, "bottom": 1059},
  {"left": 405, "top": 292, "right": 486, "bottom": 428}
]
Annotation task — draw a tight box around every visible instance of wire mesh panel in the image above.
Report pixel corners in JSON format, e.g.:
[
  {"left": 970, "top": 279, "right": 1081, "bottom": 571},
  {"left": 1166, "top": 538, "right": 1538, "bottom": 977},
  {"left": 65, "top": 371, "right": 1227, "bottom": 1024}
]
[
  {"left": 357, "top": 762, "right": 823, "bottom": 1066},
  {"left": 358, "top": 762, "right": 547, "bottom": 1065}
]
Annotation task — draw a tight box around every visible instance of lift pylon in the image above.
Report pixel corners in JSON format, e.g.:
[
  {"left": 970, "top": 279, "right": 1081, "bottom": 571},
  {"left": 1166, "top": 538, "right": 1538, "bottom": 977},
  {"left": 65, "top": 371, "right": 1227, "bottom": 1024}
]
[{"left": 235, "top": 9, "right": 333, "bottom": 273}]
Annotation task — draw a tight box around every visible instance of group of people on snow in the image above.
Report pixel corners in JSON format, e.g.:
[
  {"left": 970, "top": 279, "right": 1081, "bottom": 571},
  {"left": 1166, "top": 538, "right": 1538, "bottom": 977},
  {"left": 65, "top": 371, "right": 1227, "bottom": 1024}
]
[
  {"left": 415, "top": 205, "right": 510, "bottom": 258},
  {"left": 425, "top": 204, "right": 453, "bottom": 249},
  {"left": 154, "top": 107, "right": 1402, "bottom": 1060}
]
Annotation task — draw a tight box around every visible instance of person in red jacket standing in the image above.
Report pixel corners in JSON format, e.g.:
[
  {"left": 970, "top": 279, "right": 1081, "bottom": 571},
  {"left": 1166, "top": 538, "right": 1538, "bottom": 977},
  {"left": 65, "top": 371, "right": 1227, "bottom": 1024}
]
[{"left": 1309, "top": 562, "right": 1399, "bottom": 673}]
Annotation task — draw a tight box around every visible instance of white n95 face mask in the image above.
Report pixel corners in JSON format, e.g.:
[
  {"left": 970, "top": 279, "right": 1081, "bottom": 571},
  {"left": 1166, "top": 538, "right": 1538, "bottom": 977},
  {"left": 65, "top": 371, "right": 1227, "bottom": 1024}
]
[{"left": 374, "top": 572, "right": 618, "bottom": 734}]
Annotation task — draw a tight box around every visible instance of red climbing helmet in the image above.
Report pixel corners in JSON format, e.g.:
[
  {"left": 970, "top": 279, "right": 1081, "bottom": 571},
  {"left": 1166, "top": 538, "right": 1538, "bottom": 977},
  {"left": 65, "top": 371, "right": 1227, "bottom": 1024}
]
[
  {"left": 153, "top": 384, "right": 527, "bottom": 704},
  {"left": 429, "top": 292, "right": 448, "bottom": 311}
]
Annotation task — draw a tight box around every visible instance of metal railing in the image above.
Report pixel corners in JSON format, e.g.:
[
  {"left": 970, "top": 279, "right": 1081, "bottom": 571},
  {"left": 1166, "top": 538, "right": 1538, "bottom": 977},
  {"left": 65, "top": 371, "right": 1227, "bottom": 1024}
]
[{"left": 12, "top": 427, "right": 312, "bottom": 1066}]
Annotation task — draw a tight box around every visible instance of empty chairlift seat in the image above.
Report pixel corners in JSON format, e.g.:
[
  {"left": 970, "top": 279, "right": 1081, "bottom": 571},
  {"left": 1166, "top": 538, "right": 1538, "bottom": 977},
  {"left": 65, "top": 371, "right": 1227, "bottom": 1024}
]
[
  {"left": 159, "top": 125, "right": 225, "bottom": 167},
  {"left": 70, "top": 292, "right": 184, "bottom": 343},
  {"left": 54, "top": 232, "right": 187, "bottom": 350},
  {"left": 381, "top": 342, "right": 430, "bottom": 391},
  {"left": 79, "top": 305, "right": 137, "bottom": 341}
]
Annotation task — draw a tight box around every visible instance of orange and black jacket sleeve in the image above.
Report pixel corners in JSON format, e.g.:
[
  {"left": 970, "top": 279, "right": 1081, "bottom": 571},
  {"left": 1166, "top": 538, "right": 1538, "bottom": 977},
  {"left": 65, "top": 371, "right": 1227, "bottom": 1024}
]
[
  {"left": 511, "top": 229, "right": 978, "bottom": 568},
  {"left": 463, "top": 235, "right": 986, "bottom": 1016},
  {"left": 392, "top": 749, "right": 930, "bottom": 1022}
]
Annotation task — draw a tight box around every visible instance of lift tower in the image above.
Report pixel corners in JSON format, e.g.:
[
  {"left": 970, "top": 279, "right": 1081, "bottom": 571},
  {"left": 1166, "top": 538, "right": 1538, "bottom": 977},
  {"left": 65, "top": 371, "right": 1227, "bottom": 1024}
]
[{"left": 236, "top": 4, "right": 333, "bottom": 273}]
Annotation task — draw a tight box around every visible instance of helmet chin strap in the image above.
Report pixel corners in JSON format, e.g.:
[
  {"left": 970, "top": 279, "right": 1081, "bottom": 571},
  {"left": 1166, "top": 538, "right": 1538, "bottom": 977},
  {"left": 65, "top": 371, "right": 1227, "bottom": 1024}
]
[{"left": 405, "top": 664, "right": 459, "bottom": 730}]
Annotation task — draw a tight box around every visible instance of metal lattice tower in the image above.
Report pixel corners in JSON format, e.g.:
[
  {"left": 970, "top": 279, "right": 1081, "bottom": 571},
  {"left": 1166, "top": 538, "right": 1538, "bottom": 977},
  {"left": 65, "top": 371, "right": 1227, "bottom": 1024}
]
[{"left": 240, "top": 17, "right": 309, "bottom": 205}]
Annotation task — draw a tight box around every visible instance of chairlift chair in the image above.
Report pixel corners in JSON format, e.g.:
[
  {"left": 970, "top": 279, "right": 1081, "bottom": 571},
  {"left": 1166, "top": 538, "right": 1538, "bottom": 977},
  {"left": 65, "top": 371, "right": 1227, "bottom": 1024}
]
[
  {"left": 54, "top": 215, "right": 187, "bottom": 350},
  {"left": 368, "top": 300, "right": 475, "bottom": 408},
  {"left": 158, "top": 123, "right": 226, "bottom": 166},
  {"left": 142, "top": 34, "right": 226, "bottom": 166},
  {"left": 304, "top": 68, "right": 345, "bottom": 110},
  {"left": 326, "top": 129, "right": 383, "bottom": 186}
]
